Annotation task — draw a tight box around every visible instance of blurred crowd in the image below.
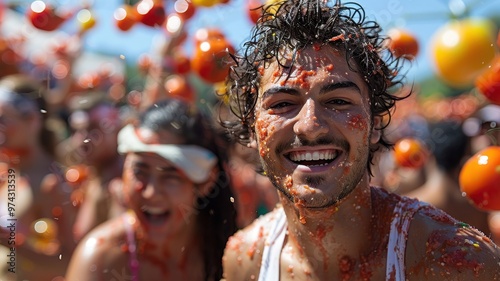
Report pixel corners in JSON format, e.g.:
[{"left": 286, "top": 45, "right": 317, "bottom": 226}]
[{"left": 0, "top": 5, "right": 499, "bottom": 281}]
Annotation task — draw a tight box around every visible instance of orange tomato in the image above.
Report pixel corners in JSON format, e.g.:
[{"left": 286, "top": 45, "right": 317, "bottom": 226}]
[
  {"left": 164, "top": 74, "right": 195, "bottom": 104},
  {"left": 393, "top": 138, "right": 428, "bottom": 169},
  {"left": 193, "top": 28, "right": 226, "bottom": 45},
  {"left": 475, "top": 55, "right": 500, "bottom": 105},
  {"left": 459, "top": 146, "right": 500, "bottom": 211},
  {"left": 430, "top": 18, "right": 497, "bottom": 88},
  {"left": 386, "top": 28, "right": 419, "bottom": 60},
  {"left": 174, "top": 0, "right": 196, "bottom": 21},
  {"left": 191, "top": 33, "right": 235, "bottom": 83},
  {"left": 65, "top": 165, "right": 89, "bottom": 185},
  {"left": 114, "top": 5, "right": 137, "bottom": 31}
]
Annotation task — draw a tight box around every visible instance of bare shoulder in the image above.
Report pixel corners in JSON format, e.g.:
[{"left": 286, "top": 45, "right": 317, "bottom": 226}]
[
  {"left": 405, "top": 204, "right": 500, "bottom": 280},
  {"left": 223, "top": 206, "right": 284, "bottom": 281},
  {"left": 65, "top": 215, "right": 130, "bottom": 281}
]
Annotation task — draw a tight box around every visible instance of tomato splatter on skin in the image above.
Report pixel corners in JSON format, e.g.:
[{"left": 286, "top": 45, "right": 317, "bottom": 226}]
[
  {"left": 422, "top": 227, "right": 486, "bottom": 277},
  {"left": 258, "top": 65, "right": 265, "bottom": 76},
  {"left": 294, "top": 198, "right": 307, "bottom": 224},
  {"left": 339, "top": 255, "right": 355, "bottom": 281},
  {"left": 346, "top": 114, "right": 367, "bottom": 130},
  {"left": 284, "top": 175, "right": 293, "bottom": 190},
  {"left": 247, "top": 226, "right": 264, "bottom": 259},
  {"left": 303, "top": 184, "right": 316, "bottom": 194},
  {"left": 226, "top": 232, "right": 244, "bottom": 252},
  {"left": 324, "top": 64, "right": 334, "bottom": 71}
]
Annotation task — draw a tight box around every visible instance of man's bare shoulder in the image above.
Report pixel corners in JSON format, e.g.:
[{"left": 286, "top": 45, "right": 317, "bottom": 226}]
[
  {"left": 406, "top": 204, "right": 500, "bottom": 280},
  {"left": 223, "top": 206, "right": 284, "bottom": 281},
  {"left": 66, "top": 215, "right": 130, "bottom": 280}
]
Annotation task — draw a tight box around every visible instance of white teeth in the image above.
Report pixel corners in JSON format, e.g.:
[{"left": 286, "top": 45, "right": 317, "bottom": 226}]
[
  {"left": 312, "top": 151, "right": 319, "bottom": 160},
  {"left": 141, "top": 206, "right": 168, "bottom": 215},
  {"left": 306, "top": 152, "right": 312, "bottom": 161},
  {"left": 289, "top": 150, "right": 338, "bottom": 162}
]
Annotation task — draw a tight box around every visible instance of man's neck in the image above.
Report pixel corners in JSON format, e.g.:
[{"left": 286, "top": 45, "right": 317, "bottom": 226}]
[{"left": 280, "top": 181, "right": 374, "bottom": 277}]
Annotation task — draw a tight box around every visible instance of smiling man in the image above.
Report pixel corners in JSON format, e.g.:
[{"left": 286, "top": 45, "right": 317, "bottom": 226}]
[{"left": 221, "top": 0, "right": 500, "bottom": 280}]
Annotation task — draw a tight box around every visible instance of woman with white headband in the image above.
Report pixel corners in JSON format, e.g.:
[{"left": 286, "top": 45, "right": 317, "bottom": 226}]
[{"left": 66, "top": 98, "right": 238, "bottom": 281}]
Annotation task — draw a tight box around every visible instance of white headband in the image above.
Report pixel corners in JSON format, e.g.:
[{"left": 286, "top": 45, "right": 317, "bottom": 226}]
[{"left": 117, "top": 124, "right": 218, "bottom": 183}]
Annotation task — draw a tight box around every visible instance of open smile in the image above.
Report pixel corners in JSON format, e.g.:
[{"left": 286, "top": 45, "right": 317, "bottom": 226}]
[
  {"left": 140, "top": 206, "right": 171, "bottom": 226},
  {"left": 285, "top": 148, "right": 342, "bottom": 172}
]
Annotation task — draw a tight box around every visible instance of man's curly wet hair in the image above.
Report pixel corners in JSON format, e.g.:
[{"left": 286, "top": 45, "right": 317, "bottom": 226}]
[{"left": 220, "top": 0, "right": 410, "bottom": 171}]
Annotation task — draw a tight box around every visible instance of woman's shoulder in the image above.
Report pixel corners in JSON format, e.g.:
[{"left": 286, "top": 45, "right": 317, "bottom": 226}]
[
  {"left": 222, "top": 205, "right": 284, "bottom": 280},
  {"left": 65, "top": 214, "right": 132, "bottom": 280}
]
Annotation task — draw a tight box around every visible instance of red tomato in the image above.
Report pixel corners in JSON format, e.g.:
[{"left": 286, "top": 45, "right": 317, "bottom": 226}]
[
  {"left": 135, "top": 0, "right": 166, "bottom": 27},
  {"left": 393, "top": 138, "right": 428, "bottom": 169},
  {"left": 475, "top": 55, "right": 500, "bottom": 105},
  {"left": 169, "top": 50, "right": 191, "bottom": 75},
  {"left": 247, "top": 0, "right": 263, "bottom": 24},
  {"left": 27, "top": 0, "right": 68, "bottom": 31},
  {"left": 386, "top": 28, "right": 419, "bottom": 60},
  {"left": 430, "top": 18, "right": 496, "bottom": 88},
  {"left": 114, "top": 5, "right": 137, "bottom": 31},
  {"left": 459, "top": 146, "right": 500, "bottom": 211}
]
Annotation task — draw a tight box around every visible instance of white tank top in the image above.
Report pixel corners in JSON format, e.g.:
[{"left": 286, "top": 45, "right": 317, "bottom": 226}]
[{"left": 258, "top": 195, "right": 425, "bottom": 281}]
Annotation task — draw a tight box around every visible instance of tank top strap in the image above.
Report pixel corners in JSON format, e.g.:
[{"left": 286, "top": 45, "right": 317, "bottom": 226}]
[
  {"left": 123, "top": 213, "right": 140, "bottom": 281},
  {"left": 258, "top": 207, "right": 287, "bottom": 281},
  {"left": 386, "top": 197, "right": 428, "bottom": 281}
]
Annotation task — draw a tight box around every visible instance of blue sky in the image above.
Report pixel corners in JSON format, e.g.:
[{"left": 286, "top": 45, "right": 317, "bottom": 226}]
[{"left": 4, "top": 0, "right": 500, "bottom": 83}]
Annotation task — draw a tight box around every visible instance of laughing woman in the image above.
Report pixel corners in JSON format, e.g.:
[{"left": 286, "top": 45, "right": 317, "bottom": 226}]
[{"left": 65, "top": 99, "right": 237, "bottom": 281}]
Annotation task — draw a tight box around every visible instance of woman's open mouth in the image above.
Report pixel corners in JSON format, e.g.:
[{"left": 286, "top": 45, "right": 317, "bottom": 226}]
[{"left": 140, "top": 206, "right": 171, "bottom": 226}]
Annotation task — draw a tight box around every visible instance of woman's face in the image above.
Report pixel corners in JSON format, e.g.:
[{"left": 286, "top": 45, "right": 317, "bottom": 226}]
[
  {"left": 121, "top": 128, "right": 200, "bottom": 240},
  {"left": 0, "top": 102, "right": 38, "bottom": 152}
]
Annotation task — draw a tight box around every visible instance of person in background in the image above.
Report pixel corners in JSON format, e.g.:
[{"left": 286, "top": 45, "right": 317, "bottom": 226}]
[
  {"left": 226, "top": 138, "right": 279, "bottom": 228},
  {"left": 220, "top": 0, "right": 500, "bottom": 280},
  {"left": 0, "top": 74, "right": 77, "bottom": 280},
  {"left": 56, "top": 92, "right": 126, "bottom": 241},
  {"left": 403, "top": 120, "right": 491, "bottom": 235},
  {"left": 66, "top": 98, "right": 238, "bottom": 281}
]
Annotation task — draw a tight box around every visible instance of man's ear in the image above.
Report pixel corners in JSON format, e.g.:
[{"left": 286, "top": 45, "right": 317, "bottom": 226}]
[
  {"left": 197, "top": 166, "right": 220, "bottom": 197},
  {"left": 370, "top": 116, "right": 382, "bottom": 144}
]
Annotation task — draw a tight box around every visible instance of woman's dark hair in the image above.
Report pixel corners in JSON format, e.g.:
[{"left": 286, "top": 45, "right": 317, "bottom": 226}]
[
  {"left": 0, "top": 74, "right": 57, "bottom": 156},
  {"left": 140, "top": 98, "right": 238, "bottom": 281},
  {"left": 221, "top": 0, "right": 410, "bottom": 173}
]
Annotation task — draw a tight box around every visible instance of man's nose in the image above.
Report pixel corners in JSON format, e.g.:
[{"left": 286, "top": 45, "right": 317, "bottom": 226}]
[{"left": 293, "top": 99, "right": 329, "bottom": 139}]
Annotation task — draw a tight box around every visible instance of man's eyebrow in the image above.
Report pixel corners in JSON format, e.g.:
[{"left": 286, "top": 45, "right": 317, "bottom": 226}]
[
  {"left": 319, "top": 81, "right": 361, "bottom": 95},
  {"left": 261, "top": 86, "right": 301, "bottom": 99}
]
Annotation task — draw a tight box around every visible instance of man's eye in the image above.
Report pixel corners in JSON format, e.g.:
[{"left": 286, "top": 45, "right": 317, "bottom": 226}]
[
  {"left": 270, "top": 101, "right": 293, "bottom": 109},
  {"left": 327, "top": 99, "right": 350, "bottom": 106}
]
